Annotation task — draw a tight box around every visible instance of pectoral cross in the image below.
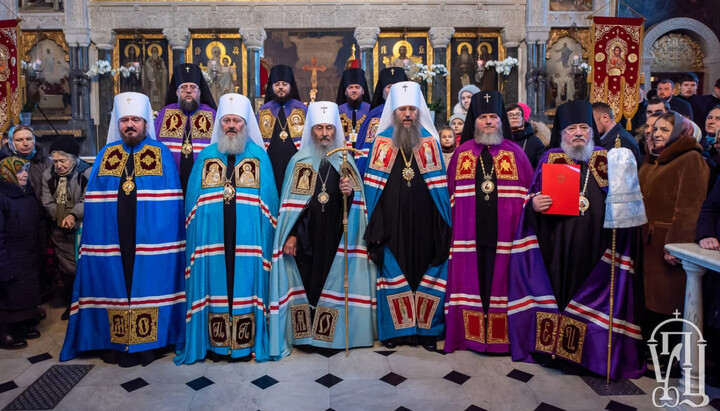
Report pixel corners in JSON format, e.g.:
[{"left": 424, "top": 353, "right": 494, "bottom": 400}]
[{"left": 484, "top": 93, "right": 491, "bottom": 103}]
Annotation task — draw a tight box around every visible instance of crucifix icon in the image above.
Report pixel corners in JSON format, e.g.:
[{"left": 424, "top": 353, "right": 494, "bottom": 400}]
[
  {"left": 302, "top": 57, "right": 327, "bottom": 102},
  {"left": 320, "top": 106, "right": 328, "bottom": 114},
  {"left": 186, "top": 66, "right": 191, "bottom": 73},
  {"left": 402, "top": 84, "right": 408, "bottom": 92},
  {"left": 483, "top": 93, "right": 491, "bottom": 103}
]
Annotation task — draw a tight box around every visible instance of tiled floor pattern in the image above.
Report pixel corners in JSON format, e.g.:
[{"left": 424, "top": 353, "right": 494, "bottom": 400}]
[{"left": 1, "top": 302, "right": 718, "bottom": 411}]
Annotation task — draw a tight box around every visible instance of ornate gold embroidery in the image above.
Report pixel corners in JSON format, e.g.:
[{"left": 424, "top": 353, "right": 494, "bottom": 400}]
[
  {"left": 415, "top": 291, "right": 440, "bottom": 329},
  {"left": 387, "top": 291, "right": 415, "bottom": 330},
  {"left": 368, "top": 137, "right": 398, "bottom": 173},
  {"left": 258, "top": 109, "right": 275, "bottom": 140},
  {"left": 456, "top": 150, "right": 477, "bottom": 180},
  {"left": 231, "top": 313, "right": 255, "bottom": 350},
  {"left": 290, "top": 162, "right": 317, "bottom": 196},
  {"left": 208, "top": 312, "right": 231, "bottom": 347},
  {"left": 107, "top": 308, "right": 129, "bottom": 345},
  {"left": 413, "top": 137, "right": 442, "bottom": 174},
  {"left": 202, "top": 159, "right": 226, "bottom": 189},
  {"left": 555, "top": 315, "right": 587, "bottom": 363},
  {"left": 288, "top": 108, "right": 305, "bottom": 139},
  {"left": 312, "top": 306, "right": 339, "bottom": 342},
  {"left": 494, "top": 150, "right": 518, "bottom": 180},
  {"left": 134, "top": 145, "right": 163, "bottom": 177},
  {"left": 487, "top": 312, "right": 510, "bottom": 344},
  {"left": 158, "top": 109, "right": 187, "bottom": 139},
  {"left": 235, "top": 158, "right": 260, "bottom": 189},
  {"left": 99, "top": 146, "right": 129, "bottom": 177},
  {"left": 547, "top": 152, "right": 576, "bottom": 165},
  {"left": 291, "top": 304, "right": 312, "bottom": 339},
  {"left": 340, "top": 162, "right": 362, "bottom": 191},
  {"left": 535, "top": 312, "right": 560, "bottom": 354},
  {"left": 589, "top": 150, "right": 609, "bottom": 188},
  {"left": 190, "top": 110, "right": 214, "bottom": 140},
  {"left": 365, "top": 117, "right": 380, "bottom": 144},
  {"left": 129, "top": 307, "right": 159, "bottom": 345},
  {"left": 462, "top": 309, "right": 485, "bottom": 344}
]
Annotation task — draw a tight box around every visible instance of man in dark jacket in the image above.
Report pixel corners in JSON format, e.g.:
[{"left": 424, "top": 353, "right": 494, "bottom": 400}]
[
  {"left": 505, "top": 103, "right": 546, "bottom": 169},
  {"left": 592, "top": 102, "right": 640, "bottom": 163}
]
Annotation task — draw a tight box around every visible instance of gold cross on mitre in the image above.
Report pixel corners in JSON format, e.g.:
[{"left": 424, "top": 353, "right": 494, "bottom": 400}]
[
  {"left": 390, "top": 68, "right": 395, "bottom": 75},
  {"left": 126, "top": 97, "right": 132, "bottom": 104},
  {"left": 185, "top": 66, "right": 191, "bottom": 73},
  {"left": 402, "top": 84, "right": 408, "bottom": 92},
  {"left": 483, "top": 93, "right": 491, "bottom": 103},
  {"left": 320, "top": 106, "right": 328, "bottom": 114},
  {"left": 229, "top": 96, "right": 234, "bottom": 102}
]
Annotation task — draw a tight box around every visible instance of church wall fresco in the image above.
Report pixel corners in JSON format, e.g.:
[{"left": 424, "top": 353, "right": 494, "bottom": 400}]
[
  {"left": 112, "top": 33, "right": 173, "bottom": 112},
  {"left": 19, "top": 30, "right": 70, "bottom": 116},
  {"left": 619, "top": 0, "right": 720, "bottom": 45},
  {"left": 185, "top": 33, "right": 247, "bottom": 102},
  {"left": 263, "top": 30, "right": 359, "bottom": 103},
  {"left": 373, "top": 32, "right": 431, "bottom": 99}
]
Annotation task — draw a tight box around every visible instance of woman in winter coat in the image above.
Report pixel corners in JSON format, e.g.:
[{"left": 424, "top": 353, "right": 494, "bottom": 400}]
[
  {"left": 41, "top": 136, "right": 91, "bottom": 320},
  {"left": 639, "top": 111, "right": 709, "bottom": 334},
  {"left": 0, "top": 125, "right": 53, "bottom": 202},
  {"left": 0, "top": 156, "right": 43, "bottom": 349}
]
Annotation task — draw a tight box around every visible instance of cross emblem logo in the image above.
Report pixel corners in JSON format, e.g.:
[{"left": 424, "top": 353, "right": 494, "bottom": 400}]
[
  {"left": 390, "top": 68, "right": 395, "bottom": 75},
  {"left": 185, "top": 66, "right": 191, "bottom": 73},
  {"left": 126, "top": 98, "right": 132, "bottom": 104},
  {"left": 484, "top": 94, "right": 491, "bottom": 103},
  {"left": 320, "top": 106, "right": 328, "bottom": 114},
  {"left": 402, "top": 84, "right": 408, "bottom": 92},
  {"left": 229, "top": 97, "right": 234, "bottom": 102}
]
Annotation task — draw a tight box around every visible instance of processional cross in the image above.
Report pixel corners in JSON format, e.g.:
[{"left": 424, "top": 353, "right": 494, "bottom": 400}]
[{"left": 303, "top": 57, "right": 327, "bottom": 102}]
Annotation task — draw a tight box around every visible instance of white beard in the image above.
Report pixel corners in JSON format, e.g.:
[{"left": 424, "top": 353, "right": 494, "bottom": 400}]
[
  {"left": 217, "top": 129, "right": 248, "bottom": 154},
  {"left": 561, "top": 139, "right": 595, "bottom": 162},
  {"left": 473, "top": 125, "right": 504, "bottom": 146}
]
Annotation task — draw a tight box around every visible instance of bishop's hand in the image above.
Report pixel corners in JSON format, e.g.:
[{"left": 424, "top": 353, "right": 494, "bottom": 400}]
[
  {"left": 283, "top": 235, "right": 297, "bottom": 256},
  {"left": 532, "top": 194, "right": 553, "bottom": 212},
  {"left": 339, "top": 177, "right": 353, "bottom": 197}
]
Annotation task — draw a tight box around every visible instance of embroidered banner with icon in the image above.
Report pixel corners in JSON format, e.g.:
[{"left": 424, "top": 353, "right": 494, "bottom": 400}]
[
  {"left": 590, "top": 17, "right": 644, "bottom": 128},
  {"left": 0, "top": 19, "right": 20, "bottom": 132}
]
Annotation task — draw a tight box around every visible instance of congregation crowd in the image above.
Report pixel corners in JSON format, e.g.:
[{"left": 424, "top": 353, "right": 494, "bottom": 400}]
[{"left": 1, "top": 62, "right": 720, "bottom": 384}]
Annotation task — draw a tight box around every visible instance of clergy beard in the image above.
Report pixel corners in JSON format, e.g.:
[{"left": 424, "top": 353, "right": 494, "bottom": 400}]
[
  {"left": 217, "top": 129, "right": 248, "bottom": 154},
  {"left": 392, "top": 117, "right": 422, "bottom": 152},
  {"left": 179, "top": 97, "right": 199, "bottom": 113},
  {"left": 273, "top": 94, "right": 291, "bottom": 105},
  {"left": 473, "top": 125, "right": 504, "bottom": 146},
  {"left": 561, "top": 139, "right": 595, "bottom": 162}
]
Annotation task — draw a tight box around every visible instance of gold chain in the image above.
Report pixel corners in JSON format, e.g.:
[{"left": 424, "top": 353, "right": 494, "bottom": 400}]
[
  {"left": 478, "top": 152, "right": 494, "bottom": 179},
  {"left": 400, "top": 147, "right": 413, "bottom": 167}
]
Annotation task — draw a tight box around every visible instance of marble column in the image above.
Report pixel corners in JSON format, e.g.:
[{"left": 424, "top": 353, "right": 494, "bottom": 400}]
[
  {"left": 64, "top": 27, "right": 96, "bottom": 155},
  {"left": 239, "top": 28, "right": 266, "bottom": 99},
  {"left": 429, "top": 27, "right": 454, "bottom": 127},
  {"left": 501, "top": 29, "right": 523, "bottom": 105},
  {"left": 90, "top": 28, "right": 116, "bottom": 149},
  {"left": 354, "top": 27, "right": 380, "bottom": 95},
  {"left": 678, "top": 260, "right": 706, "bottom": 398},
  {"left": 525, "top": 28, "right": 550, "bottom": 122},
  {"left": 163, "top": 28, "right": 190, "bottom": 68}
]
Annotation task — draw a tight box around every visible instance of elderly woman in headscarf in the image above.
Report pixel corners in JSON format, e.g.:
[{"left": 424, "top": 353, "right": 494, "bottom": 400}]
[
  {"left": 0, "top": 156, "right": 43, "bottom": 349},
  {"left": 41, "top": 136, "right": 92, "bottom": 320},
  {"left": 0, "top": 125, "right": 53, "bottom": 202},
  {"left": 639, "top": 111, "right": 709, "bottom": 338},
  {"left": 452, "top": 84, "right": 481, "bottom": 117}
]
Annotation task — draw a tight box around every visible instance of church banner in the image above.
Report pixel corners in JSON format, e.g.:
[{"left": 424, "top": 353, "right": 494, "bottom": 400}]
[
  {"left": 0, "top": 19, "right": 20, "bottom": 132},
  {"left": 590, "top": 17, "right": 644, "bottom": 128}
]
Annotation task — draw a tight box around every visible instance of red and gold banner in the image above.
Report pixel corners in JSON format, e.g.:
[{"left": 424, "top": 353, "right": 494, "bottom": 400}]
[
  {"left": 590, "top": 17, "right": 644, "bottom": 128},
  {"left": 0, "top": 19, "right": 20, "bottom": 133}
]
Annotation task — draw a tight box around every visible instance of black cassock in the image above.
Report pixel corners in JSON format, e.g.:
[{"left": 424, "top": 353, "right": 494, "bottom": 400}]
[
  {"left": 475, "top": 148, "right": 499, "bottom": 313},
  {"left": 365, "top": 155, "right": 451, "bottom": 291},
  {"left": 291, "top": 162, "right": 350, "bottom": 306},
  {"left": 266, "top": 108, "right": 298, "bottom": 196}
]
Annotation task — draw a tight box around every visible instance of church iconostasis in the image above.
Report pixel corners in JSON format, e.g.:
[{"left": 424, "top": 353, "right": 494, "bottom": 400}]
[
  {"left": 112, "top": 34, "right": 172, "bottom": 112},
  {"left": 19, "top": 31, "right": 70, "bottom": 116},
  {"left": 373, "top": 32, "right": 432, "bottom": 98},
  {"left": 185, "top": 33, "right": 247, "bottom": 103},
  {"left": 446, "top": 32, "right": 503, "bottom": 118}
]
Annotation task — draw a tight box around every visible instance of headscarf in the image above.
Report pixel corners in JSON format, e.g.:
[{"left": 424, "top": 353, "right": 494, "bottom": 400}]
[
  {"left": 449, "top": 113, "right": 465, "bottom": 125},
  {"left": 336, "top": 68, "right": 371, "bottom": 105},
  {"left": 8, "top": 125, "right": 37, "bottom": 160},
  {"left": 299, "top": 101, "right": 345, "bottom": 150},
  {"left": 0, "top": 156, "right": 29, "bottom": 187},
  {"left": 106, "top": 92, "right": 157, "bottom": 145},
  {"left": 452, "top": 84, "right": 481, "bottom": 116},
  {"left": 376, "top": 81, "right": 439, "bottom": 141},
  {"left": 263, "top": 65, "right": 302, "bottom": 104},
  {"left": 652, "top": 111, "right": 691, "bottom": 154},
  {"left": 370, "top": 67, "right": 408, "bottom": 108},
  {"left": 210, "top": 93, "right": 265, "bottom": 150},
  {"left": 549, "top": 100, "right": 601, "bottom": 148},
  {"left": 459, "top": 90, "right": 512, "bottom": 144},
  {"left": 164, "top": 63, "right": 216, "bottom": 110}
]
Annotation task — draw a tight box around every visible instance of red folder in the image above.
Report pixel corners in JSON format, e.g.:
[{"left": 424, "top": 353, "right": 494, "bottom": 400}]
[{"left": 542, "top": 163, "right": 580, "bottom": 216}]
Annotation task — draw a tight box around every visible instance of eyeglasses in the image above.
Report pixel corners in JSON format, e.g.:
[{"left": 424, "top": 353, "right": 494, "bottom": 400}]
[
  {"left": 178, "top": 84, "right": 199, "bottom": 92},
  {"left": 507, "top": 113, "right": 523, "bottom": 119}
]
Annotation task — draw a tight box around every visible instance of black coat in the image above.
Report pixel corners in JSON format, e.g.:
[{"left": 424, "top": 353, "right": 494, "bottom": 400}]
[
  {"left": 510, "top": 122, "right": 546, "bottom": 170},
  {"left": 697, "top": 177, "right": 720, "bottom": 243},
  {"left": 0, "top": 180, "right": 42, "bottom": 318},
  {"left": 0, "top": 143, "right": 53, "bottom": 203},
  {"left": 599, "top": 123, "right": 641, "bottom": 164}
]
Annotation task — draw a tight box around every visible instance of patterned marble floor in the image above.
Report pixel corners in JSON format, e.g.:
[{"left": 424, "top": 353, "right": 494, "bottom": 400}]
[{"left": 1, "top": 302, "right": 718, "bottom": 411}]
